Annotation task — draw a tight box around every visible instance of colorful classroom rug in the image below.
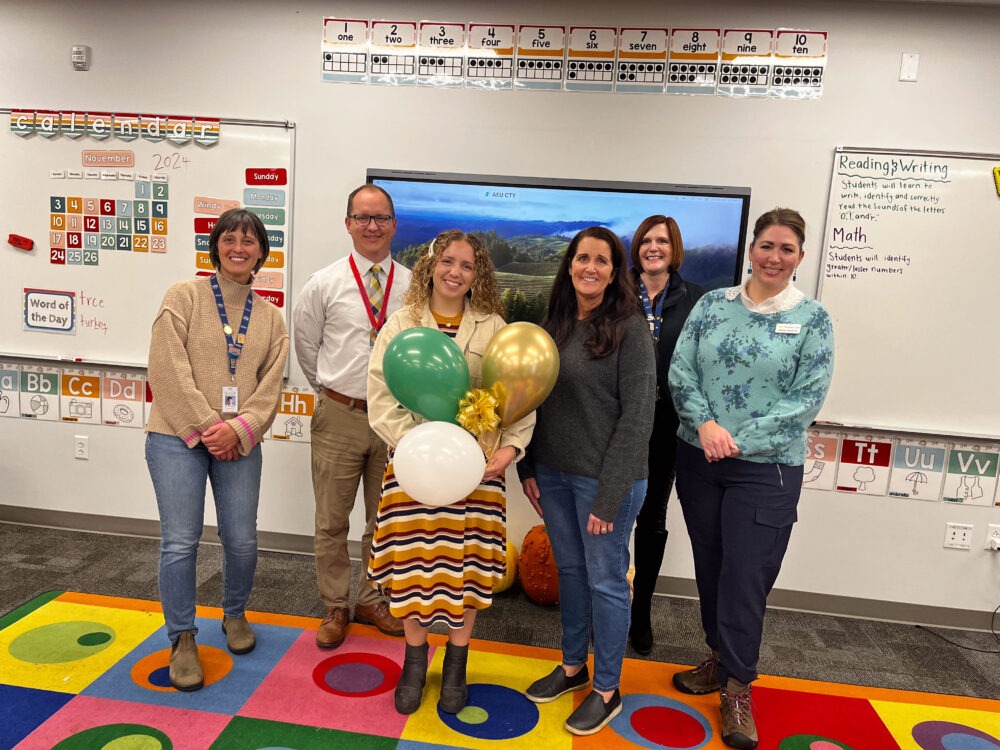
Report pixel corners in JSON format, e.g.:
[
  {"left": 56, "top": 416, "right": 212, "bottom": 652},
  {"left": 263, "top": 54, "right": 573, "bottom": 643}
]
[{"left": 2, "top": 592, "right": 999, "bottom": 750}]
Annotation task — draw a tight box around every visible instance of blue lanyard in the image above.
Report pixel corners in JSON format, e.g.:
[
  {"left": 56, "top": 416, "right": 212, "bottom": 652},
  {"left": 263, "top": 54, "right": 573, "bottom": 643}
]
[
  {"left": 210, "top": 274, "right": 254, "bottom": 378},
  {"left": 639, "top": 279, "right": 666, "bottom": 342}
]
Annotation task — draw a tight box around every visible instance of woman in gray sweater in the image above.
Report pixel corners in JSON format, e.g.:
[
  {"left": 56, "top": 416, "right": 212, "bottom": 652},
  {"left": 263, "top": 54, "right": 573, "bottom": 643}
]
[{"left": 518, "top": 226, "right": 655, "bottom": 736}]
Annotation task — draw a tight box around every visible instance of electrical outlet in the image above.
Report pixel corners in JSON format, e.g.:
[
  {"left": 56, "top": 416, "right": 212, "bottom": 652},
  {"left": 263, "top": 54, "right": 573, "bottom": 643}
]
[
  {"left": 943, "top": 522, "right": 973, "bottom": 550},
  {"left": 74, "top": 435, "right": 89, "bottom": 460},
  {"left": 986, "top": 524, "right": 1000, "bottom": 551}
]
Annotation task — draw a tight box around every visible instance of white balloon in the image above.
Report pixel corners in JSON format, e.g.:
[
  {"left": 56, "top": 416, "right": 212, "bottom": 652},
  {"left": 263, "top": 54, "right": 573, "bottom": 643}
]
[{"left": 393, "top": 422, "right": 486, "bottom": 507}]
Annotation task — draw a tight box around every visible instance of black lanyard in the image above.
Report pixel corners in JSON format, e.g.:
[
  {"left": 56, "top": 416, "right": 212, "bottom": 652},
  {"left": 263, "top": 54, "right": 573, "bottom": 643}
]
[
  {"left": 210, "top": 274, "right": 254, "bottom": 378},
  {"left": 639, "top": 279, "right": 666, "bottom": 342}
]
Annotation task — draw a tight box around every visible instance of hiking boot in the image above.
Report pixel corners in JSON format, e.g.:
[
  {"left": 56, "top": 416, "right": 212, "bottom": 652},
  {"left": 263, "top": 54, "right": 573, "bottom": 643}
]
[
  {"left": 438, "top": 642, "right": 469, "bottom": 714},
  {"left": 672, "top": 652, "right": 721, "bottom": 695},
  {"left": 354, "top": 601, "right": 404, "bottom": 637},
  {"left": 317, "top": 606, "right": 349, "bottom": 648},
  {"left": 169, "top": 631, "right": 203, "bottom": 692},
  {"left": 720, "top": 680, "right": 758, "bottom": 749},
  {"left": 395, "top": 642, "right": 429, "bottom": 714},
  {"left": 222, "top": 615, "right": 256, "bottom": 654}
]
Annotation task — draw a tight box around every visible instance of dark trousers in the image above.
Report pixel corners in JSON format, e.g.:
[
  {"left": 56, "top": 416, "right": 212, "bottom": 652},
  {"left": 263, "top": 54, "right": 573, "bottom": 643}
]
[
  {"left": 632, "top": 412, "right": 676, "bottom": 606},
  {"left": 674, "top": 439, "right": 803, "bottom": 686}
]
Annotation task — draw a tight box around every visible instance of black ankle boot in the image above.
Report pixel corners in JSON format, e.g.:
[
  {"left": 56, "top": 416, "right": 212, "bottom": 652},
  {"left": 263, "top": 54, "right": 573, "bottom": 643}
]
[
  {"left": 438, "top": 642, "right": 469, "bottom": 714},
  {"left": 630, "top": 529, "right": 667, "bottom": 656},
  {"left": 395, "top": 642, "right": 428, "bottom": 715}
]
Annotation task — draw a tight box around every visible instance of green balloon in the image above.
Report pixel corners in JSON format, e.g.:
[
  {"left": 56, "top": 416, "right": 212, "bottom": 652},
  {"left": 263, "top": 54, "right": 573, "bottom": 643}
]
[{"left": 383, "top": 327, "right": 470, "bottom": 423}]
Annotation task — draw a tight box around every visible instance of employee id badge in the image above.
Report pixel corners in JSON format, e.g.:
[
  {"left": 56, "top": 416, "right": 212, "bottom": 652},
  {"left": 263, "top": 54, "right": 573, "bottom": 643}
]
[{"left": 222, "top": 386, "right": 239, "bottom": 414}]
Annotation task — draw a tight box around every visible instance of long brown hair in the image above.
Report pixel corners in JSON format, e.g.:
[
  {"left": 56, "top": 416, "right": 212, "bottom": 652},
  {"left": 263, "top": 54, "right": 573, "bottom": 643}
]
[{"left": 544, "top": 226, "right": 639, "bottom": 359}]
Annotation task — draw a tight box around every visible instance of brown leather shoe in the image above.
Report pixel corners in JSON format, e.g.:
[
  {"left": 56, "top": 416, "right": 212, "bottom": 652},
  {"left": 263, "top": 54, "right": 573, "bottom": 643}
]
[
  {"left": 316, "top": 606, "right": 350, "bottom": 648},
  {"left": 353, "top": 600, "right": 404, "bottom": 637}
]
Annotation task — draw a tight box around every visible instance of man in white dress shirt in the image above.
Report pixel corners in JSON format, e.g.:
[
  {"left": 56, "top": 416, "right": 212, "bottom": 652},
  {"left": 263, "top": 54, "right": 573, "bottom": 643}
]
[{"left": 293, "top": 185, "right": 412, "bottom": 648}]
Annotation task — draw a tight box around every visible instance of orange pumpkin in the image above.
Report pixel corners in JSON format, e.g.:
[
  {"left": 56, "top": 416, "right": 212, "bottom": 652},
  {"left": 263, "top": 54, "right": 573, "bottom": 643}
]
[
  {"left": 493, "top": 540, "right": 519, "bottom": 593},
  {"left": 519, "top": 524, "right": 559, "bottom": 605}
]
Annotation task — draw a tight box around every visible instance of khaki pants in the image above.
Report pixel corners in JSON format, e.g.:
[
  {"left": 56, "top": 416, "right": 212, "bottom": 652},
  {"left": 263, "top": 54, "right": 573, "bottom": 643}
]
[{"left": 310, "top": 393, "right": 388, "bottom": 609}]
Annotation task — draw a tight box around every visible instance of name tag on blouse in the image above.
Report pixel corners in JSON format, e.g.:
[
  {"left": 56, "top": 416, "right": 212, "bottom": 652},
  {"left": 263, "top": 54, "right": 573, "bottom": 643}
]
[{"left": 775, "top": 323, "right": 802, "bottom": 335}]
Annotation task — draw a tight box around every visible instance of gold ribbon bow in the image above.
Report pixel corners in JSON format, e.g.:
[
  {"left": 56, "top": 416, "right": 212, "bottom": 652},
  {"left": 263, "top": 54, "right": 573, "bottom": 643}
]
[{"left": 457, "top": 388, "right": 502, "bottom": 458}]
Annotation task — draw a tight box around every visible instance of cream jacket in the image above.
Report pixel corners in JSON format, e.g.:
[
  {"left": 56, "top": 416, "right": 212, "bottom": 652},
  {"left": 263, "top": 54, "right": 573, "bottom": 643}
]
[{"left": 367, "top": 300, "right": 535, "bottom": 456}]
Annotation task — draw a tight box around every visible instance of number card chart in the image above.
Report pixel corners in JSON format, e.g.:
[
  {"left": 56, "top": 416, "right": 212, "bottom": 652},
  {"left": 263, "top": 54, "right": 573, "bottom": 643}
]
[
  {"left": 467, "top": 23, "right": 515, "bottom": 90},
  {"left": 1, "top": 109, "right": 295, "bottom": 367},
  {"left": 322, "top": 18, "right": 369, "bottom": 83},
  {"left": 370, "top": 21, "right": 418, "bottom": 84},
  {"left": 719, "top": 29, "right": 774, "bottom": 97},
  {"left": 667, "top": 29, "right": 721, "bottom": 94},
  {"left": 616, "top": 28, "right": 669, "bottom": 94},
  {"left": 771, "top": 29, "right": 827, "bottom": 98},
  {"left": 516, "top": 25, "right": 566, "bottom": 90},
  {"left": 418, "top": 22, "right": 465, "bottom": 87},
  {"left": 566, "top": 27, "right": 617, "bottom": 92}
]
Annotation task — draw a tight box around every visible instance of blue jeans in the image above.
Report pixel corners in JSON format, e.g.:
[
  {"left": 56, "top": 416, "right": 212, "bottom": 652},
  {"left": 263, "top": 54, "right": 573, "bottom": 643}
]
[
  {"left": 535, "top": 463, "right": 646, "bottom": 692},
  {"left": 145, "top": 432, "right": 262, "bottom": 643}
]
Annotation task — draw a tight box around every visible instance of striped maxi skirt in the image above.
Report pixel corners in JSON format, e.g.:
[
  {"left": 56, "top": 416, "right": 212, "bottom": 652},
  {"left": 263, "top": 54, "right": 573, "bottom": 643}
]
[{"left": 368, "top": 454, "right": 507, "bottom": 629}]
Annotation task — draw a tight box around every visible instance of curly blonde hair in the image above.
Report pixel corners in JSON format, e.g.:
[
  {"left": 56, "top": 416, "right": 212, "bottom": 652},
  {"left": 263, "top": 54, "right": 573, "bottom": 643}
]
[{"left": 403, "top": 229, "right": 506, "bottom": 322}]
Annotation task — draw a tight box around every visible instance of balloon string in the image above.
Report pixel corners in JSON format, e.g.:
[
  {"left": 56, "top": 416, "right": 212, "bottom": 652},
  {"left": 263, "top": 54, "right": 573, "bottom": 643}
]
[{"left": 478, "top": 429, "right": 501, "bottom": 461}]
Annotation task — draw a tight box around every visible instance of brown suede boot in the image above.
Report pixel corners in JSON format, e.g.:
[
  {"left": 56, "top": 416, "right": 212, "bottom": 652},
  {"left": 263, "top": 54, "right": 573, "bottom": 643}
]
[{"left": 169, "top": 631, "right": 204, "bottom": 692}]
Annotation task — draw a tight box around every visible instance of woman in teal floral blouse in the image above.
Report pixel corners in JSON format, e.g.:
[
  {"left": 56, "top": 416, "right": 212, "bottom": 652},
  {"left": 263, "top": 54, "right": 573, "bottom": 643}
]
[{"left": 667, "top": 207, "right": 834, "bottom": 750}]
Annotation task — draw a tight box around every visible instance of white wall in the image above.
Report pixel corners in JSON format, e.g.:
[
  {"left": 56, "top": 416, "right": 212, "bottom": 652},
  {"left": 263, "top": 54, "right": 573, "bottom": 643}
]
[{"left": 2, "top": 0, "right": 999, "bottom": 620}]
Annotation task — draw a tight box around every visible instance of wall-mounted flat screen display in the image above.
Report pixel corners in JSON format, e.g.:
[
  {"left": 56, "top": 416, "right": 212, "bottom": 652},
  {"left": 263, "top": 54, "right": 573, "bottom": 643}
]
[{"left": 368, "top": 169, "right": 751, "bottom": 322}]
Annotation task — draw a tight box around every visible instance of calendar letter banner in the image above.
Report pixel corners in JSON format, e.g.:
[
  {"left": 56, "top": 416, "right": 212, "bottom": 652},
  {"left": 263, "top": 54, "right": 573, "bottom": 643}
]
[
  {"left": 269, "top": 389, "right": 315, "bottom": 443},
  {"left": 887, "top": 439, "right": 948, "bottom": 501},
  {"left": 803, "top": 429, "right": 841, "bottom": 492},
  {"left": 835, "top": 434, "right": 892, "bottom": 495},
  {"left": 60, "top": 368, "right": 102, "bottom": 425},
  {"left": 942, "top": 443, "right": 999, "bottom": 506}
]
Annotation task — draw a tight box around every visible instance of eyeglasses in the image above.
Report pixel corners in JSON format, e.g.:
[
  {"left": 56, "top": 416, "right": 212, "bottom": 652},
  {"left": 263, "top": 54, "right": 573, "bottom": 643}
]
[{"left": 349, "top": 214, "right": 394, "bottom": 227}]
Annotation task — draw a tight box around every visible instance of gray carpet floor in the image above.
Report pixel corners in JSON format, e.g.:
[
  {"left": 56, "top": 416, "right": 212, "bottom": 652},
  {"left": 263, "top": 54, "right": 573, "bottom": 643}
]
[{"left": 2, "top": 522, "right": 998, "bottom": 700}]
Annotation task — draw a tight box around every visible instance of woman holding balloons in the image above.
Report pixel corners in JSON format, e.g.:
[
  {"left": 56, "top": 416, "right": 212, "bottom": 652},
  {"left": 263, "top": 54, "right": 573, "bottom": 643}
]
[
  {"left": 518, "top": 226, "right": 655, "bottom": 736},
  {"left": 367, "top": 229, "right": 537, "bottom": 716}
]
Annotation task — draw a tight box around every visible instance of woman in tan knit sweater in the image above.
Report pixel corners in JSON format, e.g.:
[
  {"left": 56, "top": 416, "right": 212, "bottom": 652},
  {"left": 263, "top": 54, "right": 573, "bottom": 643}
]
[{"left": 145, "top": 208, "right": 288, "bottom": 692}]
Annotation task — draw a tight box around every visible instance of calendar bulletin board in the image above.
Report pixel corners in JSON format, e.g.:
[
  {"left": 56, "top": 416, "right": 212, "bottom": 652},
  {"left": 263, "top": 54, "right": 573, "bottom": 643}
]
[{"left": 0, "top": 109, "right": 295, "bottom": 368}]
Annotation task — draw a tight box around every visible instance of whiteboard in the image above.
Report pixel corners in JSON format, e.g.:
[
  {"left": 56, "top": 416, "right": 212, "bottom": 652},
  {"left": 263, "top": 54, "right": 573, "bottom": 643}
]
[
  {"left": 817, "top": 146, "right": 1000, "bottom": 438},
  {"left": 0, "top": 112, "right": 294, "bottom": 367}
]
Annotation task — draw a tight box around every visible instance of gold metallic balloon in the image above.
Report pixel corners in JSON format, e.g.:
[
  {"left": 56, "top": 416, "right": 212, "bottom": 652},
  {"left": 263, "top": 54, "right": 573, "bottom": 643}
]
[{"left": 482, "top": 322, "right": 559, "bottom": 425}]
